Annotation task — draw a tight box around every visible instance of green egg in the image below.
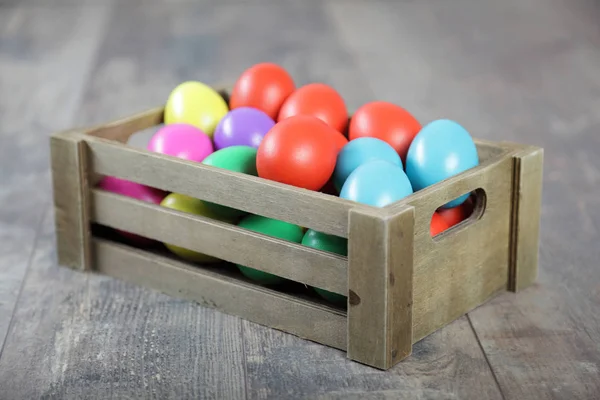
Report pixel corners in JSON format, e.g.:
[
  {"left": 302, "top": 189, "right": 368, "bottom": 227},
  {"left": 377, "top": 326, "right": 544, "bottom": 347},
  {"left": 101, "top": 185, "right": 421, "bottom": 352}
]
[
  {"left": 202, "top": 146, "right": 258, "bottom": 218},
  {"left": 237, "top": 215, "right": 304, "bottom": 285},
  {"left": 301, "top": 229, "right": 348, "bottom": 306}
]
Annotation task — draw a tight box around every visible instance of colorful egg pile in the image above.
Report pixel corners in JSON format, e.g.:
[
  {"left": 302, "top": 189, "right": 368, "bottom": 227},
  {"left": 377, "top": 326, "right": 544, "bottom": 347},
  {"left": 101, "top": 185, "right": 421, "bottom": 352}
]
[{"left": 97, "top": 62, "right": 480, "bottom": 306}]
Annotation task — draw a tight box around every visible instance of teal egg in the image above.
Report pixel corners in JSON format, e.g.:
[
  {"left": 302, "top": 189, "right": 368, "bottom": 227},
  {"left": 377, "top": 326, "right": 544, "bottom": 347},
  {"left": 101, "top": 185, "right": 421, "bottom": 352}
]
[
  {"left": 340, "top": 160, "right": 413, "bottom": 207},
  {"left": 405, "top": 119, "right": 479, "bottom": 208},
  {"left": 333, "top": 137, "right": 402, "bottom": 191}
]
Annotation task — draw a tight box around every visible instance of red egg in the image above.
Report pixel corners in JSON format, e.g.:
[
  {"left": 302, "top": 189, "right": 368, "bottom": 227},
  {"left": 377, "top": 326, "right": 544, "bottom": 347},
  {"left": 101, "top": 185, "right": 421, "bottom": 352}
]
[
  {"left": 331, "top": 129, "right": 349, "bottom": 153},
  {"left": 437, "top": 196, "right": 474, "bottom": 227},
  {"left": 278, "top": 83, "right": 348, "bottom": 133},
  {"left": 257, "top": 115, "right": 338, "bottom": 191},
  {"left": 431, "top": 211, "right": 451, "bottom": 237},
  {"left": 349, "top": 101, "right": 421, "bottom": 163},
  {"left": 229, "top": 63, "right": 295, "bottom": 120}
]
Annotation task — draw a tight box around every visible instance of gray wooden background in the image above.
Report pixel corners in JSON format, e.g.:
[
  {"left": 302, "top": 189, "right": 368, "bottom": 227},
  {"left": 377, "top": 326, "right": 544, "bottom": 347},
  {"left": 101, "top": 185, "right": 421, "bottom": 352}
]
[{"left": 1, "top": 0, "right": 599, "bottom": 399}]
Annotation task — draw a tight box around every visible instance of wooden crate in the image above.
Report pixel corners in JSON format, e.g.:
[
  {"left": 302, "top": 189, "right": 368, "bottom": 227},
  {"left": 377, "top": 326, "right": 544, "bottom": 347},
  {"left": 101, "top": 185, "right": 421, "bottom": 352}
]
[{"left": 49, "top": 88, "right": 544, "bottom": 370}]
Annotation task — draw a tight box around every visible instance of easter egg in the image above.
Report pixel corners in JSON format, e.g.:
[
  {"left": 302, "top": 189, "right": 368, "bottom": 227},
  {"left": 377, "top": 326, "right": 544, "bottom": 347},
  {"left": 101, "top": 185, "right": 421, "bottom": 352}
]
[
  {"left": 349, "top": 101, "right": 421, "bottom": 163},
  {"left": 405, "top": 119, "right": 479, "bottom": 208},
  {"left": 147, "top": 123, "right": 213, "bottom": 162},
  {"left": 340, "top": 160, "right": 413, "bottom": 207},
  {"left": 333, "top": 137, "right": 402, "bottom": 192},
  {"left": 160, "top": 193, "right": 235, "bottom": 263},
  {"left": 257, "top": 115, "right": 338, "bottom": 191},
  {"left": 430, "top": 212, "right": 451, "bottom": 237},
  {"left": 202, "top": 146, "right": 258, "bottom": 218},
  {"left": 229, "top": 63, "right": 296, "bottom": 119},
  {"left": 278, "top": 83, "right": 348, "bottom": 133},
  {"left": 98, "top": 176, "right": 167, "bottom": 245},
  {"left": 236, "top": 215, "right": 304, "bottom": 285},
  {"left": 213, "top": 107, "right": 275, "bottom": 150},
  {"left": 164, "top": 81, "right": 229, "bottom": 137},
  {"left": 437, "top": 196, "right": 474, "bottom": 228},
  {"left": 301, "top": 229, "right": 347, "bottom": 306},
  {"left": 331, "top": 130, "right": 349, "bottom": 153}
]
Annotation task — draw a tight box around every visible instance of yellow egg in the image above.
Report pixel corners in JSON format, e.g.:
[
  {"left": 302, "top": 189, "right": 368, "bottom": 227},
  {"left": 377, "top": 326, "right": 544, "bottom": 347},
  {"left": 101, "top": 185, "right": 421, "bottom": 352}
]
[
  {"left": 164, "top": 81, "right": 229, "bottom": 137},
  {"left": 160, "top": 193, "right": 236, "bottom": 263}
]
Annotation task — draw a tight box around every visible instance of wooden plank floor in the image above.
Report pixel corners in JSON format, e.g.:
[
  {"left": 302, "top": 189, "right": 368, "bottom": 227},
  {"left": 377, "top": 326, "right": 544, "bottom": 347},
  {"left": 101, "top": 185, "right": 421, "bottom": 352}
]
[{"left": 1, "top": 0, "right": 599, "bottom": 398}]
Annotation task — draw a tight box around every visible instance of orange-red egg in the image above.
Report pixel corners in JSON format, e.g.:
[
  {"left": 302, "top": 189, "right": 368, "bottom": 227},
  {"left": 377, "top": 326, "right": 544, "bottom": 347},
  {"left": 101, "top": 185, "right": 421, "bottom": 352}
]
[
  {"left": 278, "top": 83, "right": 348, "bottom": 133},
  {"left": 431, "top": 211, "right": 451, "bottom": 237},
  {"left": 349, "top": 101, "right": 421, "bottom": 163},
  {"left": 437, "top": 196, "right": 474, "bottom": 227},
  {"left": 229, "top": 63, "right": 295, "bottom": 120},
  {"left": 257, "top": 116, "right": 338, "bottom": 191}
]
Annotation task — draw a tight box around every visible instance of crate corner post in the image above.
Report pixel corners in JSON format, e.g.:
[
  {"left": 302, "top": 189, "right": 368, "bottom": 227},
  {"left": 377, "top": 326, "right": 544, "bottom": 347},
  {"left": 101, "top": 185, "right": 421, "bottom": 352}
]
[
  {"left": 50, "top": 130, "right": 93, "bottom": 271},
  {"left": 508, "top": 145, "right": 544, "bottom": 292},
  {"left": 347, "top": 204, "right": 415, "bottom": 370}
]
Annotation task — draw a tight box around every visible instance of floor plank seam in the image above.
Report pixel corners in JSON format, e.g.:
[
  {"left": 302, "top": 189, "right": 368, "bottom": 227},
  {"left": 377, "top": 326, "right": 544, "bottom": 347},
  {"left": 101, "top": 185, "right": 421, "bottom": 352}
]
[
  {"left": 467, "top": 314, "right": 507, "bottom": 400},
  {"left": 240, "top": 320, "right": 249, "bottom": 400},
  {"left": 0, "top": 204, "right": 49, "bottom": 362}
]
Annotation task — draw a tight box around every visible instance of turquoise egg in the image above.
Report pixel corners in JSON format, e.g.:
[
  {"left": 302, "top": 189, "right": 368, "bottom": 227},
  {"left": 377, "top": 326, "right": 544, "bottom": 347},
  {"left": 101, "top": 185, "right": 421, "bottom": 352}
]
[
  {"left": 339, "top": 160, "right": 413, "bottom": 207},
  {"left": 405, "top": 119, "right": 479, "bottom": 208},
  {"left": 333, "top": 137, "right": 402, "bottom": 191}
]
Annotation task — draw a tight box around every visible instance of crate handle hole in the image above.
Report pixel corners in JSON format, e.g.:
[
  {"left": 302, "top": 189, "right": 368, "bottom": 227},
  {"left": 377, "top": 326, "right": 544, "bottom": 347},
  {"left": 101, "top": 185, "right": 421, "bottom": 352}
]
[{"left": 430, "top": 188, "right": 486, "bottom": 239}]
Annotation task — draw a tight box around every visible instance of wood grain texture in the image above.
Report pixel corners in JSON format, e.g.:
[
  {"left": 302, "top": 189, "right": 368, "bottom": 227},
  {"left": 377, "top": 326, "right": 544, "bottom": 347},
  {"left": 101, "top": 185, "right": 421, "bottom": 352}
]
[
  {"left": 50, "top": 131, "right": 93, "bottom": 270},
  {"left": 508, "top": 146, "right": 544, "bottom": 292},
  {"left": 94, "top": 238, "right": 347, "bottom": 350},
  {"left": 242, "top": 315, "right": 503, "bottom": 400},
  {"left": 92, "top": 189, "right": 348, "bottom": 295},
  {"left": 0, "top": 208, "right": 247, "bottom": 400},
  {"left": 385, "top": 151, "right": 515, "bottom": 341},
  {"left": 347, "top": 206, "right": 414, "bottom": 369},
  {"left": 0, "top": 0, "right": 109, "bottom": 355},
  {"left": 86, "top": 136, "right": 361, "bottom": 238}
]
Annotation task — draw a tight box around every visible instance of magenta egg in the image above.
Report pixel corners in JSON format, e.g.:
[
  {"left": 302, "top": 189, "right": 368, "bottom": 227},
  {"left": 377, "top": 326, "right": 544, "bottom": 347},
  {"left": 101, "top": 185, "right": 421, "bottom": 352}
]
[
  {"left": 148, "top": 123, "right": 214, "bottom": 162},
  {"left": 213, "top": 107, "right": 275, "bottom": 150},
  {"left": 98, "top": 176, "right": 167, "bottom": 245}
]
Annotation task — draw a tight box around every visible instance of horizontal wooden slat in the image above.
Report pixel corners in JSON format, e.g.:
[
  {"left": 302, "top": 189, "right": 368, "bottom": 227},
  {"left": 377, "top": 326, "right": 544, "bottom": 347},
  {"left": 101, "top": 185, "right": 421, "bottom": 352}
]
[
  {"left": 85, "top": 106, "right": 164, "bottom": 142},
  {"left": 93, "top": 238, "right": 347, "bottom": 350},
  {"left": 91, "top": 189, "right": 348, "bottom": 295},
  {"left": 86, "top": 136, "right": 361, "bottom": 237}
]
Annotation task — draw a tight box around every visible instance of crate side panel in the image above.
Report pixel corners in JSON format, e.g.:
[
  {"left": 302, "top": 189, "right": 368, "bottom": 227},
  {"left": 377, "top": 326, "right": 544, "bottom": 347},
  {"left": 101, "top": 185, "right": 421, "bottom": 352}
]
[
  {"left": 86, "top": 137, "right": 358, "bottom": 238},
  {"left": 410, "top": 155, "right": 515, "bottom": 341},
  {"left": 93, "top": 238, "right": 347, "bottom": 350},
  {"left": 92, "top": 190, "right": 348, "bottom": 295}
]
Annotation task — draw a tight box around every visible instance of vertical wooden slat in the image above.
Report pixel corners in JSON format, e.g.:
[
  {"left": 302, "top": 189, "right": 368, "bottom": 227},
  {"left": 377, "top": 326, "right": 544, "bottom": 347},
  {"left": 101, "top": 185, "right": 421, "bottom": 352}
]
[
  {"left": 347, "top": 205, "right": 415, "bottom": 369},
  {"left": 508, "top": 146, "right": 544, "bottom": 292},
  {"left": 50, "top": 131, "right": 93, "bottom": 271}
]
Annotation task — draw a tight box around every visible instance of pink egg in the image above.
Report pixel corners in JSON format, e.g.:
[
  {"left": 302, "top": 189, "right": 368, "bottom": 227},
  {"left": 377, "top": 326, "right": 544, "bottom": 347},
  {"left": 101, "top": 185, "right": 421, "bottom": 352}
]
[
  {"left": 98, "top": 176, "right": 167, "bottom": 245},
  {"left": 148, "top": 123, "right": 214, "bottom": 162}
]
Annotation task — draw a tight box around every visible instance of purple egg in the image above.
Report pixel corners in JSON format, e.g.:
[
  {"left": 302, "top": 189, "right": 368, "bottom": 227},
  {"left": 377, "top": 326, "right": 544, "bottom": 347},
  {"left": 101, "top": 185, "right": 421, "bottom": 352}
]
[{"left": 213, "top": 107, "right": 275, "bottom": 150}]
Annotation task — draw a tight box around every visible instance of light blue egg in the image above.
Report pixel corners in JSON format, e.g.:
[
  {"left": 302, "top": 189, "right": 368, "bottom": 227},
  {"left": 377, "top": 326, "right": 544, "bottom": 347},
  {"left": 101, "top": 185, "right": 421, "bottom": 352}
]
[
  {"left": 333, "top": 137, "right": 402, "bottom": 191},
  {"left": 405, "top": 119, "right": 479, "bottom": 208},
  {"left": 340, "top": 160, "right": 413, "bottom": 207}
]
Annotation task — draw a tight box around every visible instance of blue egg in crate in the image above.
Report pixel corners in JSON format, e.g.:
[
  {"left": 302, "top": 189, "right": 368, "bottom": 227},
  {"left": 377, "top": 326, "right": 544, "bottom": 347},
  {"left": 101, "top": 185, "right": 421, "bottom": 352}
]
[
  {"left": 405, "top": 119, "right": 479, "bottom": 208},
  {"left": 333, "top": 137, "right": 402, "bottom": 192},
  {"left": 340, "top": 160, "right": 414, "bottom": 208}
]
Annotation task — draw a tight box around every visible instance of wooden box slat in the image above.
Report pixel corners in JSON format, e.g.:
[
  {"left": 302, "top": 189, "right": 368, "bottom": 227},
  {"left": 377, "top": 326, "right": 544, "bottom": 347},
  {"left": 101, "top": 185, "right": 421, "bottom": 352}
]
[
  {"left": 93, "top": 238, "right": 347, "bottom": 350},
  {"left": 86, "top": 136, "right": 362, "bottom": 238},
  {"left": 92, "top": 189, "right": 348, "bottom": 295}
]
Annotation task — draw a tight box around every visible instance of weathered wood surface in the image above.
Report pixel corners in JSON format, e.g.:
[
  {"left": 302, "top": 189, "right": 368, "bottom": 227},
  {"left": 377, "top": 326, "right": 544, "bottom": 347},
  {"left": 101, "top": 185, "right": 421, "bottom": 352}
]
[
  {"left": 92, "top": 189, "right": 348, "bottom": 295},
  {"left": 0, "top": 1, "right": 109, "bottom": 355},
  {"left": 347, "top": 206, "right": 415, "bottom": 369},
  {"left": 2, "top": 0, "right": 600, "bottom": 398}
]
